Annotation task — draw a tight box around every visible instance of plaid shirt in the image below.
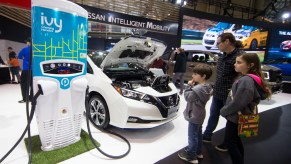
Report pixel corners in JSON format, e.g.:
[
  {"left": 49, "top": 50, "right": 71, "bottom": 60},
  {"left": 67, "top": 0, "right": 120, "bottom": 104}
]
[{"left": 213, "top": 48, "right": 245, "bottom": 100}]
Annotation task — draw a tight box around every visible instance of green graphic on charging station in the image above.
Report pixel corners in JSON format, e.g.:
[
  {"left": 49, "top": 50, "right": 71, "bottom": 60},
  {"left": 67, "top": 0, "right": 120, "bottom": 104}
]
[{"left": 32, "top": 6, "right": 87, "bottom": 89}]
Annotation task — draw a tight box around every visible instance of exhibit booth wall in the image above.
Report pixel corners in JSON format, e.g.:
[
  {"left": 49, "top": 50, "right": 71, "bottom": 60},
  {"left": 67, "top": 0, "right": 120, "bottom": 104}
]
[{"left": 0, "top": 16, "right": 27, "bottom": 64}]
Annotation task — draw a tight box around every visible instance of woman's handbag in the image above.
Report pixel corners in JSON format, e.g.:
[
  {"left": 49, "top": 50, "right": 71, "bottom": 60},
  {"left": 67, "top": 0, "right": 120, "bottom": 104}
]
[{"left": 238, "top": 106, "right": 259, "bottom": 138}]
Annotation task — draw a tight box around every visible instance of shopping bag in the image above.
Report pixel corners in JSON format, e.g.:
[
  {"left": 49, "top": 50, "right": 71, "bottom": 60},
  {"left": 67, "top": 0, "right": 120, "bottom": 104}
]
[{"left": 238, "top": 106, "right": 259, "bottom": 138}]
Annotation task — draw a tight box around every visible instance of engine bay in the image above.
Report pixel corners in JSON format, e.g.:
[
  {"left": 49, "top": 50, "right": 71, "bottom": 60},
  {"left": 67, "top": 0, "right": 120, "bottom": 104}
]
[{"left": 103, "top": 64, "right": 172, "bottom": 92}]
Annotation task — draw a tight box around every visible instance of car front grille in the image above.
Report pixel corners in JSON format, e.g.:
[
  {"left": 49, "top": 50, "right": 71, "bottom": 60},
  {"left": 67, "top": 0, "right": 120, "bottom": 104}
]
[
  {"left": 204, "top": 39, "right": 215, "bottom": 45},
  {"left": 158, "top": 94, "right": 178, "bottom": 107},
  {"left": 155, "top": 94, "right": 180, "bottom": 118}
]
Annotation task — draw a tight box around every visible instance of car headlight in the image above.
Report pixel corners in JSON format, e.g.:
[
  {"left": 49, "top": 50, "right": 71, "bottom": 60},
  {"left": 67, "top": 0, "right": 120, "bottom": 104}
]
[
  {"left": 113, "top": 85, "right": 151, "bottom": 101},
  {"left": 244, "top": 33, "right": 250, "bottom": 37}
]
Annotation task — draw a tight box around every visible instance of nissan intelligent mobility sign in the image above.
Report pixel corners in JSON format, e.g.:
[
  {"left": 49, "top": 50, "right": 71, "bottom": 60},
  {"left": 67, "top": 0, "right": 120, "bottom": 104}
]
[{"left": 80, "top": 5, "right": 179, "bottom": 35}]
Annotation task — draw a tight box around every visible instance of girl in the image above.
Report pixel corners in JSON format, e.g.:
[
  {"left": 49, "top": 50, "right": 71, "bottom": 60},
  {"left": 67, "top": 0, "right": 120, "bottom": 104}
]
[{"left": 220, "top": 53, "right": 271, "bottom": 164}]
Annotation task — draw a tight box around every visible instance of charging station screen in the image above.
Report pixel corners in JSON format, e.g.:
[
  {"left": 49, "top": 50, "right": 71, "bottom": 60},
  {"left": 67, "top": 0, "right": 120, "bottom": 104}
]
[{"left": 42, "top": 62, "right": 83, "bottom": 74}]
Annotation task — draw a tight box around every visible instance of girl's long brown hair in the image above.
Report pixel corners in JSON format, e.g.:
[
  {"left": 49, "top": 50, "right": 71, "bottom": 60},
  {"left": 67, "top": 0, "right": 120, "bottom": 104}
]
[{"left": 238, "top": 53, "right": 272, "bottom": 98}]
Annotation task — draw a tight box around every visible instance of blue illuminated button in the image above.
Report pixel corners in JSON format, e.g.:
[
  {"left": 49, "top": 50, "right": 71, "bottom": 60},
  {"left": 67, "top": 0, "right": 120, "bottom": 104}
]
[{"left": 61, "top": 78, "right": 70, "bottom": 87}]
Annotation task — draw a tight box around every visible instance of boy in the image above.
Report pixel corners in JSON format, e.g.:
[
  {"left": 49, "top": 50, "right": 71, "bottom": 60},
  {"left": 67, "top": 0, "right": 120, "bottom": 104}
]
[
  {"left": 178, "top": 64, "right": 213, "bottom": 163},
  {"left": 7, "top": 56, "right": 21, "bottom": 83}
]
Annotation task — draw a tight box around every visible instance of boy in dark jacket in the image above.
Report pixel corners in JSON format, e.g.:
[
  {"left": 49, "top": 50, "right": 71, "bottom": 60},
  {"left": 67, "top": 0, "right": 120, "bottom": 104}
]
[{"left": 178, "top": 64, "right": 213, "bottom": 164}]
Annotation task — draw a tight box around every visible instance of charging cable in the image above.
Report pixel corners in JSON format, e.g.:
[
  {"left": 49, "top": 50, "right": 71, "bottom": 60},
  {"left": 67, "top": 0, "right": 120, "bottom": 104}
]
[{"left": 85, "top": 86, "right": 131, "bottom": 159}]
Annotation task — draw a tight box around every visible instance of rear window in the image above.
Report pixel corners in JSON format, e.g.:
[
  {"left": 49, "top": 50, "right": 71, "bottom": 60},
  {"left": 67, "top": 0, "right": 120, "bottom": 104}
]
[{"left": 186, "top": 52, "right": 210, "bottom": 62}]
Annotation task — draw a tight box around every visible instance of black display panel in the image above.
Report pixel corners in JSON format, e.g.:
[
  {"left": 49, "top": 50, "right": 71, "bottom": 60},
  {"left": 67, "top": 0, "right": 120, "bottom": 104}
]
[
  {"left": 181, "top": 15, "right": 269, "bottom": 62},
  {"left": 42, "top": 62, "right": 83, "bottom": 75}
]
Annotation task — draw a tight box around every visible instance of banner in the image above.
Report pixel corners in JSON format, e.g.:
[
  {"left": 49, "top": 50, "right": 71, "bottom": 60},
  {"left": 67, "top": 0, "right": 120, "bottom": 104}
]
[{"left": 80, "top": 4, "right": 179, "bottom": 35}]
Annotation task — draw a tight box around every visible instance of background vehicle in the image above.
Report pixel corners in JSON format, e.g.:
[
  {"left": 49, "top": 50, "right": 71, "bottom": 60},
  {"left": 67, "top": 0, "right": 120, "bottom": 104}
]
[
  {"left": 263, "top": 58, "right": 291, "bottom": 77},
  {"left": 86, "top": 36, "right": 180, "bottom": 129},
  {"left": 164, "top": 50, "right": 219, "bottom": 84},
  {"left": 202, "top": 22, "right": 237, "bottom": 50},
  {"left": 234, "top": 26, "right": 268, "bottom": 50},
  {"left": 280, "top": 40, "right": 291, "bottom": 51},
  {"left": 261, "top": 64, "right": 283, "bottom": 93}
]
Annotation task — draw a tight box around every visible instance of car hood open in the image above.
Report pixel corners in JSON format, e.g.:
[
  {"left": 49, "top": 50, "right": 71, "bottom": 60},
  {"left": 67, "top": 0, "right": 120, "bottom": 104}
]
[{"left": 100, "top": 36, "right": 167, "bottom": 68}]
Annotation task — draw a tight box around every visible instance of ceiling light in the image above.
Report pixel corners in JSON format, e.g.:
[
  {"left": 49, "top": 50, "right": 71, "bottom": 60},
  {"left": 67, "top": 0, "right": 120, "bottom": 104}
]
[{"left": 282, "top": 13, "right": 290, "bottom": 19}]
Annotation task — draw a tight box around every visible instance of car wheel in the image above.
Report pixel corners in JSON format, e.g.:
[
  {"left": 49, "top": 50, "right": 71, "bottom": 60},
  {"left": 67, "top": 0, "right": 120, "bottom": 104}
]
[
  {"left": 89, "top": 95, "right": 110, "bottom": 129},
  {"left": 205, "top": 46, "right": 211, "bottom": 50},
  {"left": 250, "top": 39, "right": 258, "bottom": 50}
]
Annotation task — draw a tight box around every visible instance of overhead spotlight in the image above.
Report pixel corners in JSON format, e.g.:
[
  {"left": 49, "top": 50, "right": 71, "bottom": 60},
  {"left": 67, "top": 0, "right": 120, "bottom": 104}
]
[
  {"left": 176, "top": 0, "right": 182, "bottom": 4},
  {"left": 282, "top": 13, "right": 290, "bottom": 19}
]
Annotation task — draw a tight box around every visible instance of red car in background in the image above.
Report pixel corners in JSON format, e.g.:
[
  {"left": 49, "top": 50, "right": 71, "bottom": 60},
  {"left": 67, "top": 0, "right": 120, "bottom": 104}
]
[{"left": 280, "top": 40, "right": 291, "bottom": 51}]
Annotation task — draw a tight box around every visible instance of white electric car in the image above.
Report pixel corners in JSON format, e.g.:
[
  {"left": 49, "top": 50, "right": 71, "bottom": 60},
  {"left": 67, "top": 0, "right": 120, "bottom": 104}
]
[{"left": 86, "top": 36, "right": 180, "bottom": 129}]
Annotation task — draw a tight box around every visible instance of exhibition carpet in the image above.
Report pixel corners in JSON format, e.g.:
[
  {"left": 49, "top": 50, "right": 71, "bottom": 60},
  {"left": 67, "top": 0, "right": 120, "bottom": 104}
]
[
  {"left": 156, "top": 103, "right": 291, "bottom": 164},
  {"left": 24, "top": 130, "right": 99, "bottom": 164}
]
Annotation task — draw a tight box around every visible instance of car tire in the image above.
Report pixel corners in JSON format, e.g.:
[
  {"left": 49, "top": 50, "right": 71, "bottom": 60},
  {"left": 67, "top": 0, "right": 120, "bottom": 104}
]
[
  {"left": 88, "top": 95, "right": 110, "bottom": 129},
  {"left": 205, "top": 46, "right": 211, "bottom": 50},
  {"left": 250, "top": 39, "right": 258, "bottom": 50}
]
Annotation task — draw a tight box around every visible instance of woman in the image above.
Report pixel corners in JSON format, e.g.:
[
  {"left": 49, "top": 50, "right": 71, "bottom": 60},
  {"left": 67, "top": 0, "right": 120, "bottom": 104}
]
[{"left": 220, "top": 53, "right": 271, "bottom": 164}]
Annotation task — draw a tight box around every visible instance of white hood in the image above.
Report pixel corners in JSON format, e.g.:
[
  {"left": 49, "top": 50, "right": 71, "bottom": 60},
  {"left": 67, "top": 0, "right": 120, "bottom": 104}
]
[{"left": 100, "top": 36, "right": 167, "bottom": 68}]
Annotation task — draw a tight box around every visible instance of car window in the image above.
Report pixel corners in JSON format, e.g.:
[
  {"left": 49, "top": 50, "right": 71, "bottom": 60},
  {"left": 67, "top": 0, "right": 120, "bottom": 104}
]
[
  {"left": 87, "top": 62, "right": 93, "bottom": 74},
  {"left": 187, "top": 53, "right": 207, "bottom": 62},
  {"left": 215, "top": 22, "right": 233, "bottom": 29},
  {"left": 88, "top": 52, "right": 107, "bottom": 67},
  {"left": 161, "top": 50, "right": 172, "bottom": 60}
]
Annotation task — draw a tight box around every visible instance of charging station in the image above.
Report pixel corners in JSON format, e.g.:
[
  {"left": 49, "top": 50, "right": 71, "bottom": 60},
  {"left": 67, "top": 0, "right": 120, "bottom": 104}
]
[{"left": 31, "top": 0, "right": 88, "bottom": 151}]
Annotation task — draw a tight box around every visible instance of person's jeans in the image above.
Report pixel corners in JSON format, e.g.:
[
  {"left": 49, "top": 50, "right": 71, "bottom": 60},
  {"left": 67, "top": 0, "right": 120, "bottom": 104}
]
[
  {"left": 225, "top": 120, "right": 244, "bottom": 164},
  {"left": 203, "top": 97, "right": 225, "bottom": 138},
  {"left": 20, "top": 70, "right": 32, "bottom": 101},
  {"left": 172, "top": 72, "right": 184, "bottom": 93},
  {"left": 186, "top": 122, "right": 202, "bottom": 158}
]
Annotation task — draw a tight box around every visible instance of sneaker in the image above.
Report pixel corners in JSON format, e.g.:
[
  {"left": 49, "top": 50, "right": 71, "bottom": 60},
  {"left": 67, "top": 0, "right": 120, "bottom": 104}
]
[
  {"left": 215, "top": 144, "right": 228, "bottom": 152},
  {"left": 18, "top": 100, "right": 25, "bottom": 103},
  {"left": 183, "top": 148, "right": 203, "bottom": 159},
  {"left": 202, "top": 136, "right": 212, "bottom": 143},
  {"left": 178, "top": 151, "right": 198, "bottom": 163},
  {"left": 197, "top": 154, "right": 203, "bottom": 159}
]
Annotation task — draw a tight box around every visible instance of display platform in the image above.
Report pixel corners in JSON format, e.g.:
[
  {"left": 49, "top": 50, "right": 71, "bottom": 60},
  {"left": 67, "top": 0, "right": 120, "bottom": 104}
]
[
  {"left": 156, "top": 103, "right": 291, "bottom": 164},
  {"left": 0, "top": 84, "right": 290, "bottom": 163}
]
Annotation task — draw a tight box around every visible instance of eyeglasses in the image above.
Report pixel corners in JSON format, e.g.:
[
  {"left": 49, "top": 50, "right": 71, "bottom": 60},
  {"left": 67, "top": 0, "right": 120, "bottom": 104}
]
[{"left": 217, "top": 41, "right": 223, "bottom": 46}]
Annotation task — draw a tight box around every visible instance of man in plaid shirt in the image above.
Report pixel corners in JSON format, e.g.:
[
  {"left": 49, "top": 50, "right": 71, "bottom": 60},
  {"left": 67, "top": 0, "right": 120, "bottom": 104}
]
[{"left": 203, "top": 33, "right": 245, "bottom": 152}]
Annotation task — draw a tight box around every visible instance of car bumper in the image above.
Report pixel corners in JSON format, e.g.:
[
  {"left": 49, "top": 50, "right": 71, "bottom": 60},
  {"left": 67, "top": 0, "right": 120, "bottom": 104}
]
[
  {"left": 123, "top": 113, "right": 180, "bottom": 129},
  {"left": 110, "top": 93, "right": 180, "bottom": 129}
]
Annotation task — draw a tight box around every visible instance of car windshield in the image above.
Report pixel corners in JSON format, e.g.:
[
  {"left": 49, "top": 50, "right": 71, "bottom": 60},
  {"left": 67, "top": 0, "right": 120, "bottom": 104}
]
[
  {"left": 88, "top": 51, "right": 108, "bottom": 67},
  {"left": 215, "top": 22, "right": 233, "bottom": 29},
  {"left": 242, "top": 26, "right": 257, "bottom": 31}
]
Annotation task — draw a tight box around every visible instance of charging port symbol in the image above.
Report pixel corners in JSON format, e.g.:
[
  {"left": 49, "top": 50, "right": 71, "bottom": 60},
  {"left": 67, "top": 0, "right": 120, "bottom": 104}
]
[{"left": 61, "top": 78, "right": 69, "bottom": 87}]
